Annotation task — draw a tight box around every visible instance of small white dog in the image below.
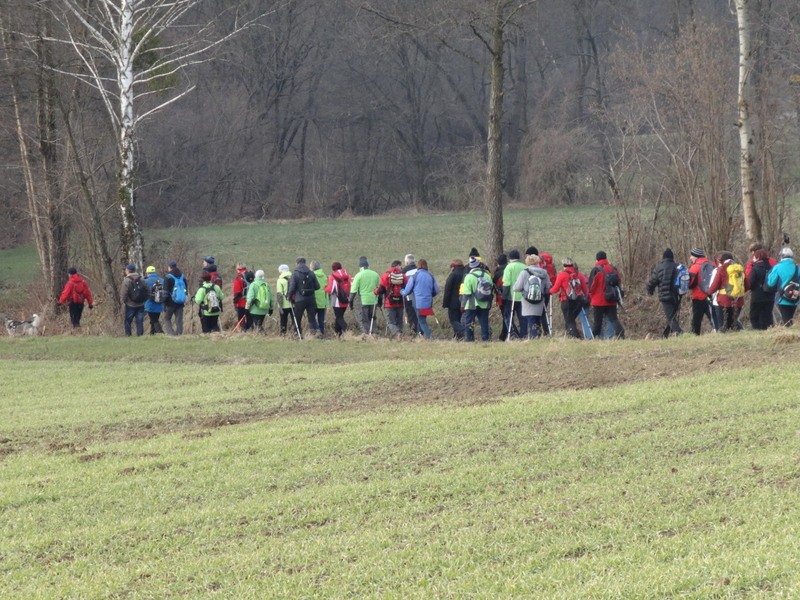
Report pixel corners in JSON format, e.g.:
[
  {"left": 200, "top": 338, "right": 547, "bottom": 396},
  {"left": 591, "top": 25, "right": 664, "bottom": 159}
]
[{"left": 5, "top": 314, "right": 42, "bottom": 336}]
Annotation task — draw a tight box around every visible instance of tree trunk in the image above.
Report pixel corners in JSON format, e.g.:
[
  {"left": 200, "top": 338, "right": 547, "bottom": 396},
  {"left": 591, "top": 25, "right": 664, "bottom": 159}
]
[
  {"left": 485, "top": 2, "right": 506, "bottom": 264},
  {"left": 735, "top": 0, "right": 762, "bottom": 243}
]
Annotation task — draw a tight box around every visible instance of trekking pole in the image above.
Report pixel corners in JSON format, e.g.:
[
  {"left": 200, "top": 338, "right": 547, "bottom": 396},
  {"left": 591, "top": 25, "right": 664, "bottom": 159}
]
[
  {"left": 231, "top": 313, "right": 247, "bottom": 334},
  {"left": 290, "top": 305, "right": 302, "bottom": 340},
  {"left": 506, "top": 297, "right": 515, "bottom": 342},
  {"left": 369, "top": 305, "right": 376, "bottom": 336},
  {"left": 547, "top": 295, "right": 553, "bottom": 336}
]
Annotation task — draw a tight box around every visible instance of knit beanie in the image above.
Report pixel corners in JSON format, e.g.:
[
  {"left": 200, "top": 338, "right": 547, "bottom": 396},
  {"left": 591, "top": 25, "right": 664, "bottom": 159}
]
[
  {"left": 359, "top": 256, "right": 369, "bottom": 268},
  {"left": 68, "top": 267, "right": 77, "bottom": 275},
  {"left": 690, "top": 248, "right": 705, "bottom": 258},
  {"left": 596, "top": 251, "right": 607, "bottom": 261},
  {"left": 126, "top": 263, "right": 136, "bottom": 272},
  {"left": 468, "top": 257, "right": 480, "bottom": 269},
  {"left": 508, "top": 249, "right": 521, "bottom": 260},
  {"left": 663, "top": 248, "right": 674, "bottom": 260},
  {"left": 469, "top": 247, "right": 479, "bottom": 258},
  {"left": 526, "top": 246, "right": 539, "bottom": 256},
  {"left": 203, "top": 256, "right": 215, "bottom": 265}
]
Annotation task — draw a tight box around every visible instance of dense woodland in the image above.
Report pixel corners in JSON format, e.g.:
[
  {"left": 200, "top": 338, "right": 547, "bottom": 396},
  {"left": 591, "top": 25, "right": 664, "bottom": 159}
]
[{"left": 1, "top": 0, "right": 799, "bottom": 309}]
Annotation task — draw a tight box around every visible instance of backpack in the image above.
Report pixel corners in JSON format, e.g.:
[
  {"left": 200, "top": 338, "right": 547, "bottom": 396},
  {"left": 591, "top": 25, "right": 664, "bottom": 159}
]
[
  {"left": 202, "top": 284, "right": 222, "bottom": 313},
  {"left": 566, "top": 272, "right": 584, "bottom": 301},
  {"left": 540, "top": 252, "right": 556, "bottom": 281},
  {"left": 150, "top": 279, "right": 168, "bottom": 304},
  {"left": 253, "top": 281, "right": 270, "bottom": 310},
  {"left": 127, "top": 275, "right": 149, "bottom": 304},
  {"left": 524, "top": 271, "right": 544, "bottom": 304},
  {"left": 781, "top": 266, "right": 800, "bottom": 303},
  {"left": 472, "top": 270, "right": 493, "bottom": 302},
  {"left": 240, "top": 271, "right": 254, "bottom": 301},
  {"left": 298, "top": 270, "right": 317, "bottom": 297},
  {"left": 674, "top": 263, "right": 690, "bottom": 296},
  {"left": 698, "top": 261, "right": 714, "bottom": 294},
  {"left": 725, "top": 263, "right": 745, "bottom": 298},
  {"left": 387, "top": 271, "right": 404, "bottom": 304},
  {"left": 602, "top": 267, "right": 622, "bottom": 303},
  {"left": 169, "top": 273, "right": 187, "bottom": 304}
]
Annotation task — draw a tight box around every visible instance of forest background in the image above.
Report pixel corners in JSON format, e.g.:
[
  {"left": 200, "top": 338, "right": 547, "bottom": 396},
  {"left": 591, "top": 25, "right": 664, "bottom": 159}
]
[{"left": 1, "top": 0, "right": 799, "bottom": 316}]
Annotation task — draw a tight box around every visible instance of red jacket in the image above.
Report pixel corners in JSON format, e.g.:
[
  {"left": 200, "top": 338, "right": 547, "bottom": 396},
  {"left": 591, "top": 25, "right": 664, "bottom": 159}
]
[
  {"left": 549, "top": 267, "right": 588, "bottom": 302},
  {"left": 708, "top": 260, "right": 744, "bottom": 308},
  {"left": 375, "top": 268, "right": 406, "bottom": 308},
  {"left": 688, "top": 257, "right": 711, "bottom": 301},
  {"left": 324, "top": 269, "right": 352, "bottom": 308},
  {"left": 588, "top": 260, "right": 620, "bottom": 307},
  {"left": 232, "top": 268, "right": 248, "bottom": 309},
  {"left": 59, "top": 274, "right": 93, "bottom": 306}
]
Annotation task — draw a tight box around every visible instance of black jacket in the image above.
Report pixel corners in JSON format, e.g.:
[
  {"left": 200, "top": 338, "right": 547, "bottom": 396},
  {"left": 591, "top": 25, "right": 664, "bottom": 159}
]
[
  {"left": 441, "top": 266, "right": 465, "bottom": 310},
  {"left": 287, "top": 263, "right": 319, "bottom": 302},
  {"left": 647, "top": 259, "right": 678, "bottom": 302},
  {"left": 749, "top": 259, "right": 774, "bottom": 303}
]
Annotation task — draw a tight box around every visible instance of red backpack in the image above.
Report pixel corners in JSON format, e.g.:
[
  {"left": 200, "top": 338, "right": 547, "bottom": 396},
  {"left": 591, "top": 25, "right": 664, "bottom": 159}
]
[{"left": 540, "top": 252, "right": 556, "bottom": 281}]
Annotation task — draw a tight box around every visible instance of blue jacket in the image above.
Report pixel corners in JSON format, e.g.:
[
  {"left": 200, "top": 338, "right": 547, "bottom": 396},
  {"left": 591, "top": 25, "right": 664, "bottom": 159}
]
[
  {"left": 767, "top": 257, "right": 800, "bottom": 306},
  {"left": 144, "top": 273, "right": 164, "bottom": 313},
  {"left": 401, "top": 268, "right": 439, "bottom": 310}
]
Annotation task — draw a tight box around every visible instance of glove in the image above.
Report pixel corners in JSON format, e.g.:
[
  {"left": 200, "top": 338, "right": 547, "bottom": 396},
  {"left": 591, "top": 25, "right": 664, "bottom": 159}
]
[
  {"left": 88, "top": 305, "right": 94, "bottom": 310},
  {"left": 288, "top": 295, "right": 295, "bottom": 304}
]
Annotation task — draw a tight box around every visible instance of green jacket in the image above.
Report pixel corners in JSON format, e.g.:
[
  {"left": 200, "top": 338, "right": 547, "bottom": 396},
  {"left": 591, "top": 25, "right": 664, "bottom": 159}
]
[
  {"left": 276, "top": 272, "right": 291, "bottom": 309},
  {"left": 461, "top": 269, "right": 491, "bottom": 310},
  {"left": 503, "top": 261, "right": 526, "bottom": 302},
  {"left": 194, "top": 283, "right": 224, "bottom": 316},
  {"left": 350, "top": 268, "right": 381, "bottom": 306},
  {"left": 245, "top": 278, "right": 273, "bottom": 315},
  {"left": 314, "top": 268, "right": 329, "bottom": 309}
]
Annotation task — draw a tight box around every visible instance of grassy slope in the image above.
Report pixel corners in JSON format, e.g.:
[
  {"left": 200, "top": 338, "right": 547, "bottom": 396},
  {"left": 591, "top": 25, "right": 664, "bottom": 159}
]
[{"left": 2, "top": 331, "right": 800, "bottom": 597}]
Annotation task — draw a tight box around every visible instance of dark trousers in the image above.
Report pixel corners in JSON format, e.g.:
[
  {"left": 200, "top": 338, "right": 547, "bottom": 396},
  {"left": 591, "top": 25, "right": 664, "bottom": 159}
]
[
  {"left": 778, "top": 304, "right": 797, "bottom": 326},
  {"left": 200, "top": 314, "right": 220, "bottom": 333},
  {"left": 720, "top": 305, "right": 741, "bottom": 332},
  {"left": 68, "top": 302, "right": 84, "bottom": 328},
  {"left": 236, "top": 306, "right": 253, "bottom": 331},
  {"left": 560, "top": 300, "right": 582, "bottom": 338},
  {"left": 251, "top": 313, "right": 265, "bottom": 332},
  {"left": 163, "top": 303, "right": 184, "bottom": 336},
  {"left": 124, "top": 305, "right": 145, "bottom": 336},
  {"left": 592, "top": 305, "right": 624, "bottom": 339},
  {"left": 404, "top": 298, "right": 418, "bottom": 333},
  {"left": 292, "top": 299, "right": 316, "bottom": 335},
  {"left": 660, "top": 300, "right": 682, "bottom": 337},
  {"left": 359, "top": 304, "right": 376, "bottom": 334},
  {"left": 315, "top": 307, "right": 326, "bottom": 335},
  {"left": 332, "top": 307, "right": 348, "bottom": 336},
  {"left": 447, "top": 307, "right": 464, "bottom": 339},
  {"left": 463, "top": 307, "right": 490, "bottom": 341},
  {"left": 503, "top": 301, "right": 522, "bottom": 339},
  {"left": 750, "top": 300, "right": 774, "bottom": 330},
  {"left": 146, "top": 311, "right": 164, "bottom": 334},
  {"left": 386, "top": 306, "right": 404, "bottom": 337},
  {"left": 691, "top": 298, "right": 711, "bottom": 335},
  {"left": 280, "top": 307, "right": 291, "bottom": 335}
]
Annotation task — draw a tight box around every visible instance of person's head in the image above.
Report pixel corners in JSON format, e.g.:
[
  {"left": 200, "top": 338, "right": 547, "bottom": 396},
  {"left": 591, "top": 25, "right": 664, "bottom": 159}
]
[
  {"left": 508, "top": 249, "right": 520, "bottom": 261},
  {"left": 720, "top": 251, "right": 734, "bottom": 263},
  {"left": 417, "top": 258, "right": 428, "bottom": 270},
  {"left": 278, "top": 264, "right": 289, "bottom": 274},
  {"left": 663, "top": 248, "right": 674, "bottom": 261},
  {"left": 754, "top": 249, "right": 770, "bottom": 262},
  {"left": 310, "top": 260, "right": 321, "bottom": 270},
  {"left": 748, "top": 242, "right": 764, "bottom": 254},
  {"left": 296, "top": 256, "right": 306, "bottom": 265},
  {"left": 167, "top": 261, "right": 178, "bottom": 271},
  {"left": 391, "top": 260, "right": 402, "bottom": 268},
  {"left": 780, "top": 247, "right": 794, "bottom": 259},
  {"left": 450, "top": 259, "right": 464, "bottom": 269},
  {"left": 468, "top": 248, "right": 479, "bottom": 259},
  {"left": 690, "top": 248, "right": 705, "bottom": 264},
  {"left": 525, "top": 246, "right": 539, "bottom": 257},
  {"left": 469, "top": 257, "right": 480, "bottom": 269},
  {"left": 255, "top": 269, "right": 265, "bottom": 279},
  {"left": 404, "top": 254, "right": 415, "bottom": 265},
  {"left": 125, "top": 263, "right": 136, "bottom": 273},
  {"left": 236, "top": 262, "right": 247, "bottom": 271},
  {"left": 495, "top": 254, "right": 508, "bottom": 268},
  {"left": 146, "top": 265, "right": 156, "bottom": 275},
  {"left": 201, "top": 272, "right": 211, "bottom": 282},
  {"left": 526, "top": 254, "right": 540, "bottom": 266},
  {"left": 331, "top": 261, "right": 342, "bottom": 271},
  {"left": 596, "top": 251, "right": 607, "bottom": 261},
  {"left": 68, "top": 267, "right": 77, "bottom": 275},
  {"left": 359, "top": 256, "right": 369, "bottom": 268},
  {"left": 562, "top": 257, "right": 574, "bottom": 269},
  {"left": 203, "top": 256, "right": 215, "bottom": 267}
]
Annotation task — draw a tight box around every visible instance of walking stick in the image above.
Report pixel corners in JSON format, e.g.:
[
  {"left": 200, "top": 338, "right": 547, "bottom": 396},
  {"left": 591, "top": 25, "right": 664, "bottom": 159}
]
[
  {"left": 231, "top": 313, "right": 247, "bottom": 333},
  {"left": 506, "top": 297, "right": 515, "bottom": 342},
  {"left": 368, "top": 304, "right": 376, "bottom": 336},
  {"left": 547, "top": 295, "right": 553, "bottom": 335},
  {"left": 290, "top": 305, "right": 302, "bottom": 340}
]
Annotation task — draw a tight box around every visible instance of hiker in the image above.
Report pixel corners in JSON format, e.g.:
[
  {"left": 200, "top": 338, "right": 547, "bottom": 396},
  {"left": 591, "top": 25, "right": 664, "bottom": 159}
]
[
  {"left": 747, "top": 249, "right": 775, "bottom": 330},
  {"left": 707, "top": 252, "right": 745, "bottom": 332},
  {"left": 232, "top": 263, "right": 253, "bottom": 332},
  {"left": 493, "top": 254, "right": 508, "bottom": 341},
  {"left": 311, "top": 260, "right": 328, "bottom": 336},
  {"left": 461, "top": 256, "right": 493, "bottom": 342},
  {"left": 512, "top": 254, "right": 551, "bottom": 339},
  {"left": 58, "top": 267, "right": 94, "bottom": 329},
  {"left": 276, "top": 264, "right": 293, "bottom": 336},
  {"left": 194, "top": 272, "right": 224, "bottom": 333},
  {"left": 376, "top": 260, "right": 407, "bottom": 338},
  {"left": 766, "top": 247, "right": 800, "bottom": 326},
  {"left": 687, "top": 248, "right": 714, "bottom": 335},
  {"left": 441, "top": 259, "right": 466, "bottom": 340},
  {"left": 646, "top": 248, "right": 683, "bottom": 337},
  {"left": 244, "top": 270, "right": 273, "bottom": 332},
  {"left": 120, "top": 263, "right": 147, "bottom": 336},
  {"left": 202, "top": 256, "right": 222, "bottom": 286},
  {"left": 744, "top": 242, "right": 777, "bottom": 281},
  {"left": 527, "top": 246, "right": 556, "bottom": 335},
  {"left": 588, "top": 251, "right": 625, "bottom": 339},
  {"left": 163, "top": 261, "right": 187, "bottom": 336},
  {"left": 143, "top": 266, "right": 165, "bottom": 335},
  {"left": 402, "top": 254, "right": 419, "bottom": 335},
  {"left": 548, "top": 258, "right": 589, "bottom": 338},
  {"left": 502, "top": 249, "right": 525, "bottom": 339},
  {"left": 287, "top": 257, "right": 320, "bottom": 337},
  {"left": 349, "top": 256, "right": 381, "bottom": 335},
  {"left": 325, "top": 262, "right": 351, "bottom": 337},
  {"left": 400, "top": 258, "right": 439, "bottom": 339}
]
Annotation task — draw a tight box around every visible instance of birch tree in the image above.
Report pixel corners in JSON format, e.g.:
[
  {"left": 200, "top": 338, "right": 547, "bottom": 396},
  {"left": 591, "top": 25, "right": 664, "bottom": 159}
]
[{"left": 45, "top": 0, "right": 264, "bottom": 269}]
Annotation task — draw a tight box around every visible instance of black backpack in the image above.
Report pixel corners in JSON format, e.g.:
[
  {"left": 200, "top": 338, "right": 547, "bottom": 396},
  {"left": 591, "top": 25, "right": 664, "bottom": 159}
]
[
  {"left": 128, "top": 275, "right": 149, "bottom": 303},
  {"left": 298, "top": 270, "right": 318, "bottom": 297}
]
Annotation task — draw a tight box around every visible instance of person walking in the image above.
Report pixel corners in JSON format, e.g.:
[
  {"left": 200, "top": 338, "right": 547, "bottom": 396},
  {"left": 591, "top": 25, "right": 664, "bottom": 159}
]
[
  {"left": 400, "top": 259, "right": 439, "bottom": 339},
  {"left": 747, "top": 248, "right": 775, "bottom": 330},
  {"left": 766, "top": 247, "right": 800, "bottom": 326},
  {"left": 588, "top": 251, "right": 625, "bottom": 339},
  {"left": 58, "top": 267, "right": 94, "bottom": 329},
  {"left": 244, "top": 270, "right": 273, "bottom": 332},
  {"left": 287, "top": 257, "right": 320, "bottom": 337},
  {"left": 513, "top": 255, "right": 551, "bottom": 339},
  {"left": 646, "top": 248, "right": 683, "bottom": 337},
  {"left": 502, "top": 249, "right": 525, "bottom": 339},
  {"left": 402, "top": 254, "right": 419, "bottom": 335},
  {"left": 143, "top": 266, "right": 165, "bottom": 334},
  {"left": 163, "top": 261, "right": 187, "bottom": 336},
  {"left": 325, "top": 262, "right": 351, "bottom": 337},
  {"left": 546, "top": 258, "right": 588, "bottom": 339},
  {"left": 349, "top": 256, "right": 381, "bottom": 335},
  {"left": 687, "top": 248, "right": 713, "bottom": 335},
  {"left": 276, "top": 264, "right": 293, "bottom": 336},
  {"left": 376, "top": 260, "right": 407, "bottom": 338},
  {"left": 232, "top": 263, "right": 254, "bottom": 332},
  {"left": 194, "top": 272, "right": 224, "bottom": 333},
  {"left": 708, "top": 252, "right": 745, "bottom": 332},
  {"left": 311, "top": 260, "right": 328, "bottom": 336},
  {"left": 441, "top": 259, "right": 466, "bottom": 340},
  {"left": 461, "top": 256, "right": 493, "bottom": 342},
  {"left": 120, "top": 263, "right": 147, "bottom": 336}
]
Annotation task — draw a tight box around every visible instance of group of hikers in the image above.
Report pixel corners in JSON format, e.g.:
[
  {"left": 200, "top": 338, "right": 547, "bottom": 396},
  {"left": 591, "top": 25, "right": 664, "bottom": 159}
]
[{"left": 55, "top": 241, "right": 800, "bottom": 339}]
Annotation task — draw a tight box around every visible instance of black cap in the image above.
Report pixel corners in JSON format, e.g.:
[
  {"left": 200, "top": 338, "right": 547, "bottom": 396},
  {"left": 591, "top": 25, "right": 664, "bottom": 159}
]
[{"left": 596, "top": 251, "right": 607, "bottom": 261}]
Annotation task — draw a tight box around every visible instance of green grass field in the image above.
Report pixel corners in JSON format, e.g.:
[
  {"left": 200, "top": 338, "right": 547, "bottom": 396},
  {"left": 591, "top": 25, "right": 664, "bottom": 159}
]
[{"left": 2, "top": 331, "right": 800, "bottom": 597}]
